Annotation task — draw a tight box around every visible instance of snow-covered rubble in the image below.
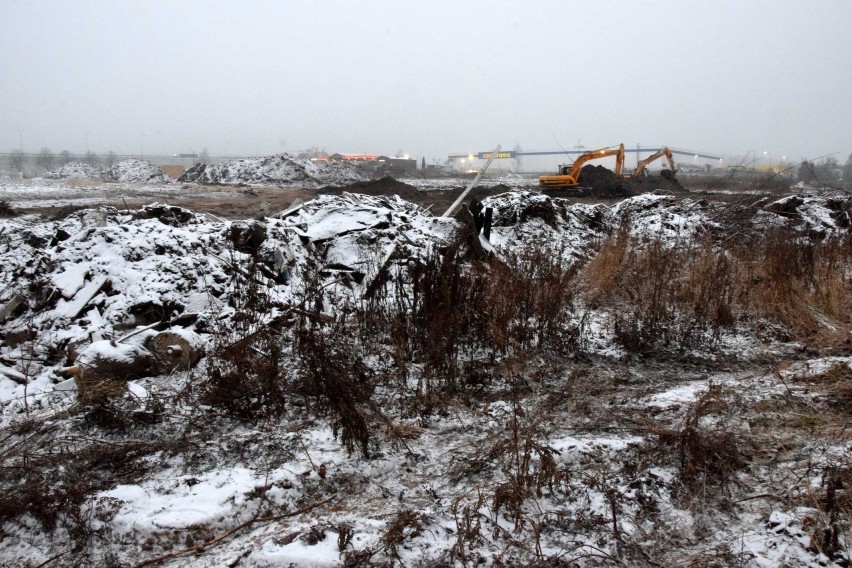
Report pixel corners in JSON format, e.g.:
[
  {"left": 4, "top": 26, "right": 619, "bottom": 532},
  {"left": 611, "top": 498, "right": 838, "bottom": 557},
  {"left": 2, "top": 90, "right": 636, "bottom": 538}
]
[
  {"left": 178, "top": 153, "right": 374, "bottom": 187},
  {"left": 482, "top": 190, "right": 850, "bottom": 265},
  {"left": 42, "top": 161, "right": 106, "bottom": 180},
  {"left": 0, "top": 188, "right": 850, "bottom": 567},
  {"left": 43, "top": 159, "right": 167, "bottom": 183},
  {"left": 0, "top": 194, "right": 455, "bottom": 407},
  {"left": 107, "top": 158, "right": 167, "bottom": 183},
  {"left": 2, "top": 189, "right": 847, "bottom": 407}
]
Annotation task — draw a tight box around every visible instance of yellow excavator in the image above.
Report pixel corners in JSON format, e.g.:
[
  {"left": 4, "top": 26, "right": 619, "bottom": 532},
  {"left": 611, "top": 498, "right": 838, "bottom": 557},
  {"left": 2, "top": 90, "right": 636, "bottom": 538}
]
[
  {"left": 633, "top": 147, "right": 677, "bottom": 177},
  {"left": 539, "top": 144, "right": 625, "bottom": 190}
]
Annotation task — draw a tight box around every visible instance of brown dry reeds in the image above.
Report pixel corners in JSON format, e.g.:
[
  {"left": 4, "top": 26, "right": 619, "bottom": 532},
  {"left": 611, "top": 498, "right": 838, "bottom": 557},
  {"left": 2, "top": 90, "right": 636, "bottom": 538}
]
[{"left": 581, "top": 226, "right": 851, "bottom": 353}]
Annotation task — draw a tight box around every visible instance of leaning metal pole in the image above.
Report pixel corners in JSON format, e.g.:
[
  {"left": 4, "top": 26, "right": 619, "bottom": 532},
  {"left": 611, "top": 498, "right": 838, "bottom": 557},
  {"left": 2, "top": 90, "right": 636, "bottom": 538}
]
[{"left": 442, "top": 144, "right": 501, "bottom": 218}]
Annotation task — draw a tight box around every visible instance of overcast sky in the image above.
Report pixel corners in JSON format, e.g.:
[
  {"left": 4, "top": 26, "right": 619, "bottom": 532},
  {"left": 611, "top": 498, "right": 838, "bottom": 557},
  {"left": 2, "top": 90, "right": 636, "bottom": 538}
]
[{"left": 1, "top": 0, "right": 850, "bottom": 164}]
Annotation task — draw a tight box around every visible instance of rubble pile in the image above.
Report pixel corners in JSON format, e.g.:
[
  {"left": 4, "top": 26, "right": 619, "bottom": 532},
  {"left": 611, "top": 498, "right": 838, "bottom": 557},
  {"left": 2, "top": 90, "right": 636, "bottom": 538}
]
[
  {"left": 108, "top": 158, "right": 167, "bottom": 183},
  {"left": 479, "top": 190, "right": 850, "bottom": 263},
  {"left": 1, "top": 190, "right": 847, "bottom": 405},
  {"left": 178, "top": 153, "right": 374, "bottom": 187},
  {"left": 42, "top": 161, "right": 106, "bottom": 180},
  {"left": 0, "top": 188, "right": 850, "bottom": 567},
  {"left": 0, "top": 194, "right": 455, "bottom": 408},
  {"left": 43, "top": 159, "right": 166, "bottom": 183}
]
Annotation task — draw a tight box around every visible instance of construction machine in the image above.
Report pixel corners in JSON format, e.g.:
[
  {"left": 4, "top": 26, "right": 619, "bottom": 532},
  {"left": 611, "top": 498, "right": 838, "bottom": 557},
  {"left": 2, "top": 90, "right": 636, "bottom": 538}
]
[
  {"left": 539, "top": 144, "right": 625, "bottom": 192},
  {"left": 634, "top": 147, "right": 677, "bottom": 178}
]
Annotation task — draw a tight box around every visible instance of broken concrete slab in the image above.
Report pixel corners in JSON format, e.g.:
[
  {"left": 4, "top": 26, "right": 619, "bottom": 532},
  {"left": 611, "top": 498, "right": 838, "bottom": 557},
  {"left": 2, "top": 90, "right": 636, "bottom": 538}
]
[{"left": 52, "top": 276, "right": 109, "bottom": 321}]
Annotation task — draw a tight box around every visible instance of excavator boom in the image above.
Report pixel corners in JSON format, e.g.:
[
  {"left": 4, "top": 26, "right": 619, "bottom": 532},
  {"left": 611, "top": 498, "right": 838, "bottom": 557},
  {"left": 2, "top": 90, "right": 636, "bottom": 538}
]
[
  {"left": 634, "top": 147, "right": 676, "bottom": 177},
  {"left": 539, "top": 144, "right": 625, "bottom": 189}
]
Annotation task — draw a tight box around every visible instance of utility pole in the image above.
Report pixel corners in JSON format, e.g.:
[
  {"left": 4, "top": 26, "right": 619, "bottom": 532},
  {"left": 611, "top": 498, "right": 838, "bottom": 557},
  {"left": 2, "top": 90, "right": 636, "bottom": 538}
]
[
  {"left": 443, "top": 144, "right": 501, "bottom": 218},
  {"left": 16, "top": 127, "right": 24, "bottom": 152}
]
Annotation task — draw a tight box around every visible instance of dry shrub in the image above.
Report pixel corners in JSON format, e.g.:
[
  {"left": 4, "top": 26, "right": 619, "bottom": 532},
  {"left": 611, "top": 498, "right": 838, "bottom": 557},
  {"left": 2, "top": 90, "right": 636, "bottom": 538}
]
[
  {"left": 492, "top": 434, "right": 560, "bottom": 532},
  {"left": 294, "top": 316, "right": 373, "bottom": 457},
  {"left": 380, "top": 509, "right": 426, "bottom": 559},
  {"left": 452, "top": 390, "right": 564, "bottom": 537},
  {"left": 202, "top": 255, "right": 288, "bottom": 420},
  {"left": 793, "top": 362, "right": 852, "bottom": 413},
  {"left": 203, "top": 328, "right": 286, "bottom": 420},
  {"left": 292, "top": 267, "right": 374, "bottom": 457},
  {"left": 652, "top": 386, "right": 749, "bottom": 491},
  {"left": 0, "top": 424, "right": 170, "bottom": 548},
  {"left": 581, "top": 225, "right": 630, "bottom": 307},
  {"left": 734, "top": 230, "right": 852, "bottom": 340},
  {"left": 583, "top": 230, "right": 739, "bottom": 353},
  {"left": 806, "top": 465, "right": 852, "bottom": 562},
  {"left": 583, "top": 225, "right": 851, "bottom": 352},
  {"left": 400, "top": 234, "right": 580, "bottom": 393},
  {"left": 488, "top": 242, "right": 580, "bottom": 354},
  {"left": 449, "top": 491, "right": 487, "bottom": 566},
  {"left": 408, "top": 241, "right": 489, "bottom": 389}
]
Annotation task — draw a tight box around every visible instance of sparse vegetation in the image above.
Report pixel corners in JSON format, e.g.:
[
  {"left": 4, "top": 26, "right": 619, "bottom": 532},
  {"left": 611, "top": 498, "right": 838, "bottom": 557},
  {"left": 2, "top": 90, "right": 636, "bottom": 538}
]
[{"left": 1, "top": 186, "right": 850, "bottom": 567}]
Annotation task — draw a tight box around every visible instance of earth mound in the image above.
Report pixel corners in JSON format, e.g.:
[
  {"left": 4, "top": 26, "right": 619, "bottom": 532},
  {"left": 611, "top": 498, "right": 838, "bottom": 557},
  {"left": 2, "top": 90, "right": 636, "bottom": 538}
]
[
  {"left": 576, "top": 165, "right": 687, "bottom": 197},
  {"left": 108, "top": 159, "right": 166, "bottom": 183},
  {"left": 178, "top": 153, "right": 373, "bottom": 188},
  {"left": 580, "top": 164, "right": 631, "bottom": 197},
  {"left": 43, "top": 162, "right": 106, "bottom": 180},
  {"left": 44, "top": 160, "right": 166, "bottom": 183}
]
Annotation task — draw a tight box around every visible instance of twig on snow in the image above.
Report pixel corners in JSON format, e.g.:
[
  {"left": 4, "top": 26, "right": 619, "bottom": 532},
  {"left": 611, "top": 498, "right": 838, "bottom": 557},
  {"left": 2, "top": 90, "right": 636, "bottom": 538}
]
[{"left": 133, "top": 493, "right": 338, "bottom": 567}]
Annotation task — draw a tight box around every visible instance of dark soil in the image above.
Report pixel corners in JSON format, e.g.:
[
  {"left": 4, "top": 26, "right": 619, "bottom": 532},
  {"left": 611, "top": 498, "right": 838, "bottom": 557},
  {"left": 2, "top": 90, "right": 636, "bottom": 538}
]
[{"left": 577, "top": 165, "right": 687, "bottom": 197}]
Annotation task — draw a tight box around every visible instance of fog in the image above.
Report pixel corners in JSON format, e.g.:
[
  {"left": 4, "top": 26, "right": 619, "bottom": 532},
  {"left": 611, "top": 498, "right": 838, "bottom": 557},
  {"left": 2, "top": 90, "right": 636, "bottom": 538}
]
[{"left": 2, "top": 0, "right": 850, "bottom": 164}]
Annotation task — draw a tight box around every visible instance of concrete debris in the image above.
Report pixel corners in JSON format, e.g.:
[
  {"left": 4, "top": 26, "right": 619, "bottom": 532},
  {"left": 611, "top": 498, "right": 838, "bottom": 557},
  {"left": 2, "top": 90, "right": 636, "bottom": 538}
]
[
  {"left": 0, "top": 295, "right": 25, "bottom": 322},
  {"left": 0, "top": 189, "right": 848, "bottom": 409}
]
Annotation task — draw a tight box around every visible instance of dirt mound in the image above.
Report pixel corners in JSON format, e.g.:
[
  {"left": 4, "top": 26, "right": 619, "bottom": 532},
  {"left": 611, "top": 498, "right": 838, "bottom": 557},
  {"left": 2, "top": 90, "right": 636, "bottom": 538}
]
[
  {"left": 576, "top": 166, "right": 686, "bottom": 197},
  {"left": 108, "top": 159, "right": 166, "bottom": 183},
  {"left": 318, "top": 176, "right": 423, "bottom": 201},
  {"left": 622, "top": 173, "right": 687, "bottom": 194},
  {"left": 43, "top": 162, "right": 106, "bottom": 180},
  {"left": 43, "top": 160, "right": 166, "bottom": 183},
  {"left": 178, "top": 154, "right": 373, "bottom": 188},
  {"left": 580, "top": 165, "right": 632, "bottom": 197}
]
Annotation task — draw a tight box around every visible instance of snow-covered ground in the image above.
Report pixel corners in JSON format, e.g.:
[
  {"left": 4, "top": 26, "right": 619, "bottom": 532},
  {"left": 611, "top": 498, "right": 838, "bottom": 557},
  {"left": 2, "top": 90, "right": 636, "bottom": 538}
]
[{"left": 0, "top": 181, "right": 850, "bottom": 567}]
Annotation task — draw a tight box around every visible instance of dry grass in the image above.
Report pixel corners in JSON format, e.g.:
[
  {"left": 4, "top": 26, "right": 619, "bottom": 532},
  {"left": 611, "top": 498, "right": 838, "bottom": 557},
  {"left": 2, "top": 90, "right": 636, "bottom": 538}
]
[
  {"left": 581, "top": 226, "right": 851, "bottom": 353},
  {"left": 649, "top": 386, "right": 751, "bottom": 492},
  {"left": 792, "top": 362, "right": 852, "bottom": 414}
]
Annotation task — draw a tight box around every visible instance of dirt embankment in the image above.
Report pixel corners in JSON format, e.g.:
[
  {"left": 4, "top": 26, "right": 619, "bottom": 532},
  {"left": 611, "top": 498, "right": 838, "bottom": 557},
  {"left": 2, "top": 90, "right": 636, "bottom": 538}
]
[{"left": 579, "top": 164, "right": 687, "bottom": 197}]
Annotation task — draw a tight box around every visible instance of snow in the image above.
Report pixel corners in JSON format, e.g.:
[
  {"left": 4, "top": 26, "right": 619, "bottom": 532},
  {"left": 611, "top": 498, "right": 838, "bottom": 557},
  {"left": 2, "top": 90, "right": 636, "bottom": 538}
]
[
  {"left": 102, "top": 467, "right": 264, "bottom": 532},
  {"left": 250, "top": 533, "right": 342, "bottom": 567},
  {"left": 77, "top": 339, "right": 149, "bottom": 366},
  {"left": 50, "top": 263, "right": 89, "bottom": 298}
]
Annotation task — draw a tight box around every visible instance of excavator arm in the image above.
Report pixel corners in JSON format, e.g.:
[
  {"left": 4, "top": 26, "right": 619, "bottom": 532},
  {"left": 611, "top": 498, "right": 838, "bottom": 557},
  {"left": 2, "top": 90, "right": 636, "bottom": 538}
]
[
  {"left": 634, "top": 147, "right": 676, "bottom": 177},
  {"left": 539, "top": 144, "right": 626, "bottom": 188}
]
